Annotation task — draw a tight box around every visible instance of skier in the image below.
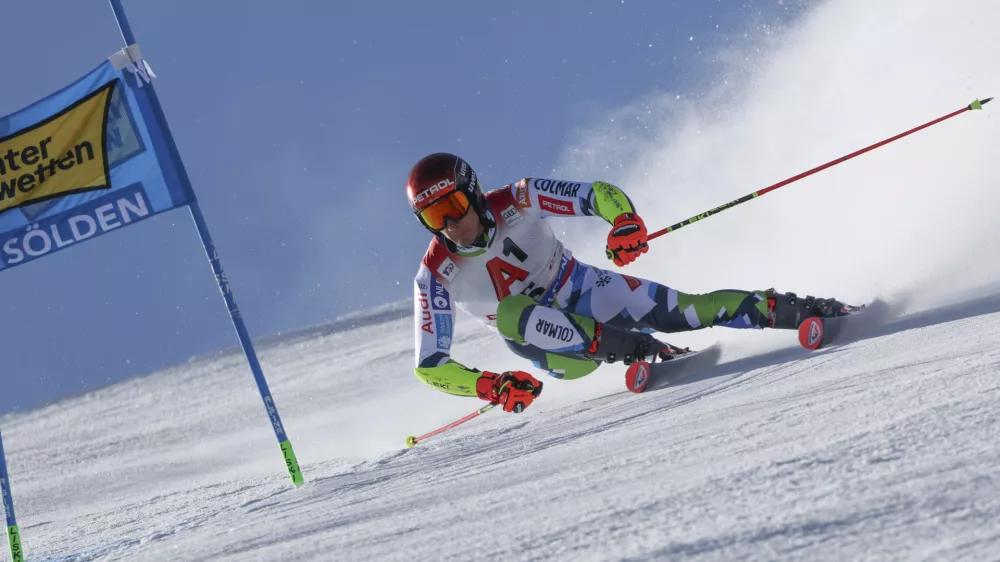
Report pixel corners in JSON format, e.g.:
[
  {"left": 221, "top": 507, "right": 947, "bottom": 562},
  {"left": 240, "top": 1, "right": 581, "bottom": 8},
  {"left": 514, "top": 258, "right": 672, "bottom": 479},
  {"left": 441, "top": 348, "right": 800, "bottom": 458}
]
[{"left": 408, "top": 153, "right": 853, "bottom": 413}]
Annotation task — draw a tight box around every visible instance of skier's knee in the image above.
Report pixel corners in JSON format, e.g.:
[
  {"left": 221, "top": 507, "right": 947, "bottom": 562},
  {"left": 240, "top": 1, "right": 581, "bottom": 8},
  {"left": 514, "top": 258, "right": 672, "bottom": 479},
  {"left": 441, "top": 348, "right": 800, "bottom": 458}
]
[
  {"left": 495, "top": 294, "right": 535, "bottom": 341},
  {"left": 534, "top": 352, "right": 600, "bottom": 380},
  {"left": 554, "top": 358, "right": 600, "bottom": 380}
]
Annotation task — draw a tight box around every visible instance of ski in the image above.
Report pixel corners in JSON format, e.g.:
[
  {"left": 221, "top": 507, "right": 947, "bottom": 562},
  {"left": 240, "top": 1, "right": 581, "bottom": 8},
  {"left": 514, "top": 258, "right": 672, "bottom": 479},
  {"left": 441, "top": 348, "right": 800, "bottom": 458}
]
[
  {"left": 797, "top": 298, "right": 905, "bottom": 350},
  {"left": 625, "top": 342, "right": 723, "bottom": 393}
]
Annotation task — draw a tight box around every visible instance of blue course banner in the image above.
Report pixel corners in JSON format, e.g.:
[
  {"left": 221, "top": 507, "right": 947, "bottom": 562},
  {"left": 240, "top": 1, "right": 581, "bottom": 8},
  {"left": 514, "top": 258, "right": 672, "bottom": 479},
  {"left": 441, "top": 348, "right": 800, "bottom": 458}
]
[{"left": 0, "top": 57, "right": 194, "bottom": 271}]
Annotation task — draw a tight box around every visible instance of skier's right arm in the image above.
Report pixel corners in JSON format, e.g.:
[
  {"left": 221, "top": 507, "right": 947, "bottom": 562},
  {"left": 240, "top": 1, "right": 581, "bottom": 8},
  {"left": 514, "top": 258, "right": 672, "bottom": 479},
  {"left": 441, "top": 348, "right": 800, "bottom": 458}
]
[{"left": 412, "top": 265, "right": 482, "bottom": 397}]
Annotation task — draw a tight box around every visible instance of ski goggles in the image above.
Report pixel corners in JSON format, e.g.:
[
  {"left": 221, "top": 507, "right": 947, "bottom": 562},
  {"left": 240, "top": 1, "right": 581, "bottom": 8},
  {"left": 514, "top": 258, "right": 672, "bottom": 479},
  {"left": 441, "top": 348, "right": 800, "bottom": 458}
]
[{"left": 416, "top": 190, "right": 471, "bottom": 231}]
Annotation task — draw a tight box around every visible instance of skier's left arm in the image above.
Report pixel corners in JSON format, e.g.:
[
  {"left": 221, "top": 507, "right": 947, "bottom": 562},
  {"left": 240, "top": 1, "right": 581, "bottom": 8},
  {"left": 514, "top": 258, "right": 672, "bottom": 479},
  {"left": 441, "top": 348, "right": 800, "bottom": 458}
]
[
  {"left": 512, "top": 178, "right": 648, "bottom": 266},
  {"left": 412, "top": 266, "right": 544, "bottom": 413}
]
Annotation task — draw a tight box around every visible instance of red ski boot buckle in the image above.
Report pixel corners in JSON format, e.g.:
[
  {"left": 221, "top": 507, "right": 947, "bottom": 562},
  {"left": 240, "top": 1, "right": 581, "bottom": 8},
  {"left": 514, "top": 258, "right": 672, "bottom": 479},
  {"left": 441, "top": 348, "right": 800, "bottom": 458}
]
[
  {"left": 625, "top": 362, "right": 651, "bottom": 393},
  {"left": 798, "top": 317, "right": 825, "bottom": 350}
]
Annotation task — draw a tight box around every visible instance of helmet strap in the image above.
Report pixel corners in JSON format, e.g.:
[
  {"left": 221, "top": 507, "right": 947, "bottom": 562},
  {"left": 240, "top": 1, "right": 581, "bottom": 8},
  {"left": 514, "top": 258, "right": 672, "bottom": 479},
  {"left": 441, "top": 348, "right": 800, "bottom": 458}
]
[{"left": 477, "top": 212, "right": 496, "bottom": 247}]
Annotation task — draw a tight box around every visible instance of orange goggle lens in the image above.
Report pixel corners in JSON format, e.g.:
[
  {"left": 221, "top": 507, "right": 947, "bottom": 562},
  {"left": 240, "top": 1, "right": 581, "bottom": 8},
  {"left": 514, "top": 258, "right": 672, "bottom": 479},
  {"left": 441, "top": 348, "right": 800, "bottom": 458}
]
[{"left": 418, "top": 191, "right": 471, "bottom": 230}]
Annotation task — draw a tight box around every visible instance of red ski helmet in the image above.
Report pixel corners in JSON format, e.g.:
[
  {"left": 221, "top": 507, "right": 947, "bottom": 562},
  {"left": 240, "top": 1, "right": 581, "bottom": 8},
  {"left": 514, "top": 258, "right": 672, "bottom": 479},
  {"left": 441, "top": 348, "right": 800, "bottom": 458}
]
[{"left": 406, "top": 153, "right": 488, "bottom": 233}]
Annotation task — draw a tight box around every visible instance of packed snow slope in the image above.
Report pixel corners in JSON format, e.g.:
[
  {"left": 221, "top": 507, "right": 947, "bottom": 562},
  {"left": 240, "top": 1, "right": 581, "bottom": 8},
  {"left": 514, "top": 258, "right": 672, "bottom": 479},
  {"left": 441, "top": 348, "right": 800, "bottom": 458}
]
[
  {"left": 4, "top": 0, "right": 1000, "bottom": 559},
  {"left": 2, "top": 289, "right": 1000, "bottom": 561}
]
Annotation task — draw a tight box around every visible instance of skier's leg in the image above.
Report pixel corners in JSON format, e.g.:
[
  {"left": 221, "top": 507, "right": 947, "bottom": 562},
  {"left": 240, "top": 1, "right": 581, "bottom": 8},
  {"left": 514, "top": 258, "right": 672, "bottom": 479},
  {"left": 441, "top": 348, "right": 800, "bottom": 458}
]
[
  {"left": 639, "top": 285, "right": 771, "bottom": 332},
  {"left": 552, "top": 260, "right": 769, "bottom": 332},
  {"left": 553, "top": 260, "right": 850, "bottom": 333},
  {"left": 495, "top": 262, "right": 853, "bottom": 366},
  {"left": 496, "top": 294, "right": 667, "bottom": 365},
  {"left": 502, "top": 339, "right": 601, "bottom": 380}
]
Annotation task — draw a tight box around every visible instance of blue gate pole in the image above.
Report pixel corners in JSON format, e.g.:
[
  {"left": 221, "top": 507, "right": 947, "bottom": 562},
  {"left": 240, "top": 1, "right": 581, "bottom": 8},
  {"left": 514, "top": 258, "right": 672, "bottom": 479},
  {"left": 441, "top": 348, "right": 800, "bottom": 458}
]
[
  {"left": 0, "top": 431, "right": 24, "bottom": 562},
  {"left": 107, "top": 0, "right": 303, "bottom": 486}
]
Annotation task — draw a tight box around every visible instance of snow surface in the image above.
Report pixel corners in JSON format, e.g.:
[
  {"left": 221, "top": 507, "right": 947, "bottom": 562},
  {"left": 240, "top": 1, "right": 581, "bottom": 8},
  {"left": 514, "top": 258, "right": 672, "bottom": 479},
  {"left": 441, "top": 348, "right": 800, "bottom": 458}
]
[{"left": 2, "top": 291, "right": 1000, "bottom": 561}]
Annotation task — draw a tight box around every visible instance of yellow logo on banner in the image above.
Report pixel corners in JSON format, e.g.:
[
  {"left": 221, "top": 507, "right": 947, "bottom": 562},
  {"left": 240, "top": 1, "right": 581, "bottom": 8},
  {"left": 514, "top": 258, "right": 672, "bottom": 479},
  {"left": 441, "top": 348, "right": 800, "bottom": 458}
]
[{"left": 0, "top": 80, "right": 115, "bottom": 214}]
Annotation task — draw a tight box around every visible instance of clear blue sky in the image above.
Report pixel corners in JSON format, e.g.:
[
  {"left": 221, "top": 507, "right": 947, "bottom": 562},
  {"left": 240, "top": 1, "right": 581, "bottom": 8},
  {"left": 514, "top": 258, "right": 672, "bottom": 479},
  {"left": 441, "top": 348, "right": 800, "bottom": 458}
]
[{"left": 0, "top": 0, "right": 806, "bottom": 414}]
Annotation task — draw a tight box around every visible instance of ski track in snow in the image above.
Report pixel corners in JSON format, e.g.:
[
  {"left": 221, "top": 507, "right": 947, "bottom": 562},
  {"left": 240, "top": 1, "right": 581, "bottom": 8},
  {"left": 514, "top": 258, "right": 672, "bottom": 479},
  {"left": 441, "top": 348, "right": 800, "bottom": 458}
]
[{"left": 2, "top": 293, "right": 999, "bottom": 561}]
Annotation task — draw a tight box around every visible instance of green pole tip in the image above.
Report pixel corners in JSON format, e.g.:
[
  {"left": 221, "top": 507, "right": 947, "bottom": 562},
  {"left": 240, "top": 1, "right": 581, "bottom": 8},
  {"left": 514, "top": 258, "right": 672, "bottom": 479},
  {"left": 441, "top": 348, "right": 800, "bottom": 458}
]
[
  {"left": 405, "top": 435, "right": 418, "bottom": 448},
  {"left": 970, "top": 97, "right": 992, "bottom": 110},
  {"left": 280, "top": 440, "right": 304, "bottom": 486}
]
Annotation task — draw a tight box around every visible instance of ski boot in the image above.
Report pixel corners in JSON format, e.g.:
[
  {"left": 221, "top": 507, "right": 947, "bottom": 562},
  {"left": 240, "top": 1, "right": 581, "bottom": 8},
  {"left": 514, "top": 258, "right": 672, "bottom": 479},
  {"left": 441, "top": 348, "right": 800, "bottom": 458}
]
[
  {"left": 764, "top": 288, "right": 857, "bottom": 329},
  {"left": 586, "top": 322, "right": 690, "bottom": 393},
  {"left": 765, "top": 288, "right": 863, "bottom": 350},
  {"left": 586, "top": 322, "right": 677, "bottom": 365}
]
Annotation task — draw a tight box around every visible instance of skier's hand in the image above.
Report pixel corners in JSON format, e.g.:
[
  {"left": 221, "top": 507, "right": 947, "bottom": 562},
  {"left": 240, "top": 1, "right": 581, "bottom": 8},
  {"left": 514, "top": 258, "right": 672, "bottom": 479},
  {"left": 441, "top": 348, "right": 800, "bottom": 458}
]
[
  {"left": 606, "top": 213, "right": 648, "bottom": 266},
  {"left": 476, "top": 370, "right": 543, "bottom": 413}
]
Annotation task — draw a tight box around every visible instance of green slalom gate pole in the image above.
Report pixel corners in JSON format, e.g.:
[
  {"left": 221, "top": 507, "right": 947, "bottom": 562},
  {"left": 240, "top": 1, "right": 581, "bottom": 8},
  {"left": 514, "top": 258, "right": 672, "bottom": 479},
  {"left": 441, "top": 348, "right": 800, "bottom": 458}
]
[
  {"left": 646, "top": 97, "right": 992, "bottom": 242},
  {"left": 0, "top": 432, "right": 23, "bottom": 562}
]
